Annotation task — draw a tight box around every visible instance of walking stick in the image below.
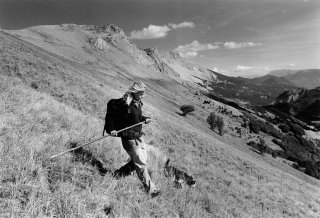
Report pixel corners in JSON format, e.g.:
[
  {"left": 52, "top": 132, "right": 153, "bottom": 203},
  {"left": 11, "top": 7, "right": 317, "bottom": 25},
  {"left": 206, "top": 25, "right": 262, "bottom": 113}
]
[{"left": 50, "top": 121, "right": 145, "bottom": 159}]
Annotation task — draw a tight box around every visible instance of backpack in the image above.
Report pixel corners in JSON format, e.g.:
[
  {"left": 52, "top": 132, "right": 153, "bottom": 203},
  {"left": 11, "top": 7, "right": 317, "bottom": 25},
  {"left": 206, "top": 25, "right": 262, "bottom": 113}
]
[{"left": 103, "top": 98, "right": 127, "bottom": 136}]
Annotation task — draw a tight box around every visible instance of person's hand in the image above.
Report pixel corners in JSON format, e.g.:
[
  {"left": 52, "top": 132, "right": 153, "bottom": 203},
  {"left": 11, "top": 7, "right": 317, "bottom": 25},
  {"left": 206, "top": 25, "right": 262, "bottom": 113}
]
[
  {"left": 145, "top": 117, "right": 151, "bottom": 124},
  {"left": 110, "top": 130, "right": 118, "bottom": 136}
]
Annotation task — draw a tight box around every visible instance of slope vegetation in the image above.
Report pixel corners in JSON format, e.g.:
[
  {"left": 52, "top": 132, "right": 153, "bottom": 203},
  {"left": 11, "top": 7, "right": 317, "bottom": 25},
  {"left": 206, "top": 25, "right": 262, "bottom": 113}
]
[{"left": 1, "top": 25, "right": 320, "bottom": 217}]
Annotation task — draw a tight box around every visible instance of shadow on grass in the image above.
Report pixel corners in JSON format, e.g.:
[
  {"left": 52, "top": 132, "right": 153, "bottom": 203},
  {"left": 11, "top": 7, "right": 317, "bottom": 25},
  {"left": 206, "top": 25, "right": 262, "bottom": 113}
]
[
  {"left": 44, "top": 142, "right": 112, "bottom": 193},
  {"left": 175, "top": 111, "right": 195, "bottom": 117},
  {"left": 69, "top": 142, "right": 112, "bottom": 176},
  {"left": 175, "top": 111, "right": 185, "bottom": 116}
]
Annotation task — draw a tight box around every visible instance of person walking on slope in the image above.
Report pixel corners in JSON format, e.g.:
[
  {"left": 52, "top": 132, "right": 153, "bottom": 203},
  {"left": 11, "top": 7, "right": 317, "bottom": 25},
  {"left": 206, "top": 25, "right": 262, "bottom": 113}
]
[{"left": 104, "top": 81, "right": 160, "bottom": 197}]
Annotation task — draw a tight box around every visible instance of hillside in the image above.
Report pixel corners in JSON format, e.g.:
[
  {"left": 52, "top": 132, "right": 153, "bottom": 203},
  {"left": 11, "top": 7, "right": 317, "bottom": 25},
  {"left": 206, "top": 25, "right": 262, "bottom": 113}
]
[
  {"left": 269, "top": 69, "right": 320, "bottom": 89},
  {"left": 284, "top": 70, "right": 320, "bottom": 89},
  {"left": 268, "top": 69, "right": 300, "bottom": 77},
  {"left": 268, "top": 87, "right": 320, "bottom": 124},
  {"left": 1, "top": 24, "right": 320, "bottom": 217},
  {"left": 249, "top": 75, "right": 298, "bottom": 87},
  {"left": 207, "top": 71, "right": 297, "bottom": 106}
]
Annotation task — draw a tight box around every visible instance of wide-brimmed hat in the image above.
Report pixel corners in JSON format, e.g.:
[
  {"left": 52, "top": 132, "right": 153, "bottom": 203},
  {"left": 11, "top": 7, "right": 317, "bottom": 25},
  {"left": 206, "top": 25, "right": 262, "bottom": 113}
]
[{"left": 127, "top": 81, "right": 147, "bottom": 93}]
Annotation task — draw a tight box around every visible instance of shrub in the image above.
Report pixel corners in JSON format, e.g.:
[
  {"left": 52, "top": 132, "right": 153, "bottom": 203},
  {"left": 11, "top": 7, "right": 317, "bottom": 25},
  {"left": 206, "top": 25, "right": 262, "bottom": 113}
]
[
  {"left": 207, "top": 112, "right": 217, "bottom": 130},
  {"left": 271, "top": 150, "right": 287, "bottom": 159},
  {"left": 246, "top": 114, "right": 282, "bottom": 138},
  {"left": 258, "top": 138, "right": 267, "bottom": 155},
  {"left": 247, "top": 138, "right": 269, "bottom": 155},
  {"left": 247, "top": 140, "right": 257, "bottom": 148},
  {"left": 30, "top": 81, "right": 38, "bottom": 89},
  {"left": 300, "top": 161, "right": 320, "bottom": 179},
  {"left": 180, "top": 105, "right": 195, "bottom": 116},
  {"left": 207, "top": 113, "right": 225, "bottom": 136},
  {"left": 241, "top": 121, "right": 248, "bottom": 128},
  {"left": 290, "top": 124, "right": 305, "bottom": 136},
  {"left": 279, "top": 124, "right": 290, "bottom": 133},
  {"left": 249, "top": 121, "right": 260, "bottom": 134},
  {"left": 216, "top": 116, "right": 225, "bottom": 136}
]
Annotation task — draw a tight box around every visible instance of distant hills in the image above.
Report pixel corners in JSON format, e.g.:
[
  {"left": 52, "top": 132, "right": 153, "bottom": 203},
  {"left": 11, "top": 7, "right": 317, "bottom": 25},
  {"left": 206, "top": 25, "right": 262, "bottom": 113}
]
[
  {"left": 206, "top": 68, "right": 320, "bottom": 106},
  {"left": 265, "top": 87, "right": 320, "bottom": 124},
  {"left": 268, "top": 69, "right": 320, "bottom": 89},
  {"left": 207, "top": 71, "right": 298, "bottom": 106},
  {"left": 249, "top": 74, "right": 298, "bottom": 87},
  {"left": 268, "top": 69, "right": 300, "bottom": 77}
]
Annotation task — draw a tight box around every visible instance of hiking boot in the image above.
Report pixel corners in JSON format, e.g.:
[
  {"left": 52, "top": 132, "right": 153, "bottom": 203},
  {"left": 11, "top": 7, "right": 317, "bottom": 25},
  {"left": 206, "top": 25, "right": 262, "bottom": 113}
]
[{"left": 150, "top": 189, "right": 161, "bottom": 198}]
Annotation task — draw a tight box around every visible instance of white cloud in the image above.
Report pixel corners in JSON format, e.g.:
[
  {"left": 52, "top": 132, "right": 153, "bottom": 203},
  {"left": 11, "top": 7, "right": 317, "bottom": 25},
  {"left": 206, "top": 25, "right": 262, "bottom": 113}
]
[
  {"left": 129, "top": 25, "right": 170, "bottom": 39},
  {"left": 285, "top": 63, "right": 297, "bottom": 67},
  {"left": 224, "top": 41, "right": 262, "bottom": 49},
  {"left": 180, "top": 51, "right": 198, "bottom": 58},
  {"left": 234, "top": 65, "right": 255, "bottom": 71},
  {"left": 174, "top": 40, "right": 219, "bottom": 57},
  {"left": 169, "top": 22, "right": 195, "bottom": 29},
  {"left": 231, "top": 65, "right": 271, "bottom": 77},
  {"left": 233, "top": 65, "right": 270, "bottom": 73},
  {"left": 129, "top": 21, "right": 194, "bottom": 40}
]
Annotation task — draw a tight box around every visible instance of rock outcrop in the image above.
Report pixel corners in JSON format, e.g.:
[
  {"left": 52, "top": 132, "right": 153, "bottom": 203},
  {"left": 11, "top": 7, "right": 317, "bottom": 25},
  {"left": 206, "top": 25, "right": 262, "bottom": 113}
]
[
  {"left": 275, "top": 89, "right": 307, "bottom": 104},
  {"left": 89, "top": 24, "right": 127, "bottom": 50},
  {"left": 90, "top": 37, "right": 108, "bottom": 50},
  {"left": 94, "top": 24, "right": 127, "bottom": 44},
  {"left": 144, "top": 47, "right": 180, "bottom": 78},
  {"left": 270, "top": 88, "right": 320, "bottom": 123},
  {"left": 88, "top": 24, "right": 152, "bottom": 65}
]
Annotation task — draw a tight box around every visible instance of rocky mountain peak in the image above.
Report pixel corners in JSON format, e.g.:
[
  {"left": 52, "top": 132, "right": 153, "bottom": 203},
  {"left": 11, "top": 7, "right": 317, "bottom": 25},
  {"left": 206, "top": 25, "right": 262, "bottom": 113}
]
[
  {"left": 89, "top": 24, "right": 128, "bottom": 49},
  {"left": 169, "top": 51, "right": 181, "bottom": 60},
  {"left": 144, "top": 47, "right": 160, "bottom": 57},
  {"left": 101, "top": 24, "right": 126, "bottom": 38},
  {"left": 143, "top": 47, "right": 179, "bottom": 78},
  {"left": 276, "top": 88, "right": 307, "bottom": 104}
]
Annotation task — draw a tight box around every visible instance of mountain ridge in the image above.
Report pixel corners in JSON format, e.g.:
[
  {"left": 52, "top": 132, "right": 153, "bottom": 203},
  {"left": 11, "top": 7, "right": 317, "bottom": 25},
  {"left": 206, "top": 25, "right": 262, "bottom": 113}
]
[
  {"left": 268, "top": 87, "right": 320, "bottom": 124},
  {"left": 1, "top": 24, "right": 320, "bottom": 217},
  {"left": 268, "top": 69, "right": 320, "bottom": 89}
]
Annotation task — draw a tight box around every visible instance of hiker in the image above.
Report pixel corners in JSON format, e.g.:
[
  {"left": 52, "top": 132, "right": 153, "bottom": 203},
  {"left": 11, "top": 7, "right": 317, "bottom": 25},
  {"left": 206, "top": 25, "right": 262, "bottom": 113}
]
[{"left": 105, "top": 81, "right": 160, "bottom": 197}]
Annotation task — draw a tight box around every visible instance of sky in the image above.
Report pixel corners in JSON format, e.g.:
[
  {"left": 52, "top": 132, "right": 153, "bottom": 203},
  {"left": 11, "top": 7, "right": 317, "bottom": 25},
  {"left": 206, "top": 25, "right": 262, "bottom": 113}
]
[{"left": 0, "top": 0, "right": 319, "bottom": 77}]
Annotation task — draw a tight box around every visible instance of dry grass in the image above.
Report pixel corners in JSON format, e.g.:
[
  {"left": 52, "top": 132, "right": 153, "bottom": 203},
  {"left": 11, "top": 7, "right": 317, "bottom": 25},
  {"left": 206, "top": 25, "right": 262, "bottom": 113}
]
[{"left": 1, "top": 29, "right": 320, "bottom": 217}]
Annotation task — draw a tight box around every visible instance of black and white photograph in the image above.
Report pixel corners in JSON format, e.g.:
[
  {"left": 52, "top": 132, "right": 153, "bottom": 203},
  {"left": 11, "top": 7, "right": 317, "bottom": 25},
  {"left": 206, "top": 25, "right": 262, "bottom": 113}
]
[{"left": 0, "top": 0, "right": 320, "bottom": 217}]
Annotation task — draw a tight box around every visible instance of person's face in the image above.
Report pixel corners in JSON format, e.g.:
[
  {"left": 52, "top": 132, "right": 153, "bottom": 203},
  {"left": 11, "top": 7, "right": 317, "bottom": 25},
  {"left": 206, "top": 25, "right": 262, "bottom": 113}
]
[{"left": 132, "top": 91, "right": 145, "bottom": 101}]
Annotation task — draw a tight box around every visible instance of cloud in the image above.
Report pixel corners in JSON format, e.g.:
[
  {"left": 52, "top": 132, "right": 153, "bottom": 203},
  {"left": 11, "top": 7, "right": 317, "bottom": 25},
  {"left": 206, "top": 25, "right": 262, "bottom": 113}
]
[
  {"left": 169, "top": 22, "right": 195, "bottom": 29},
  {"left": 285, "top": 63, "right": 297, "bottom": 67},
  {"left": 224, "top": 41, "right": 261, "bottom": 49},
  {"left": 129, "top": 21, "right": 194, "bottom": 40},
  {"left": 174, "top": 40, "right": 219, "bottom": 57},
  {"left": 231, "top": 65, "right": 271, "bottom": 77},
  {"left": 129, "top": 25, "right": 170, "bottom": 39},
  {"left": 234, "top": 65, "right": 255, "bottom": 71},
  {"left": 233, "top": 65, "right": 270, "bottom": 72},
  {"left": 180, "top": 51, "right": 198, "bottom": 58}
]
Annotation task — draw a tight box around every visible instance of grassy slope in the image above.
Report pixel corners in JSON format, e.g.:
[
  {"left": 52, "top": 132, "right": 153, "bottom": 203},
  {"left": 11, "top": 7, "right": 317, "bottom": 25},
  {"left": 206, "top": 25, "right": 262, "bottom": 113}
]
[{"left": 1, "top": 29, "right": 320, "bottom": 217}]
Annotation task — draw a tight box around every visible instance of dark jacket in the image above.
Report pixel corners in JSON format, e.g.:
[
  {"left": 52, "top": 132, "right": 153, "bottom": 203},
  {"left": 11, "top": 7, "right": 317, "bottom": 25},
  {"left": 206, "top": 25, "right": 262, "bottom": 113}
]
[{"left": 105, "top": 98, "right": 147, "bottom": 139}]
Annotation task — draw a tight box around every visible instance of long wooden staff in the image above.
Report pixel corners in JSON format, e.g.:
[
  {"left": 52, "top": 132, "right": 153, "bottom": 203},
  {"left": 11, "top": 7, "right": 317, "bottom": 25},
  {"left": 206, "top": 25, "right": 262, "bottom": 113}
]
[{"left": 49, "top": 121, "right": 145, "bottom": 159}]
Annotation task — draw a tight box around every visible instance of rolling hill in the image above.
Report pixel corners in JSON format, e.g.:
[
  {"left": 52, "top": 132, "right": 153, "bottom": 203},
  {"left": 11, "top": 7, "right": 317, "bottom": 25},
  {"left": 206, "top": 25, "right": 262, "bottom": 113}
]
[
  {"left": 269, "top": 69, "right": 320, "bottom": 89},
  {"left": 267, "top": 87, "right": 320, "bottom": 124},
  {"left": 207, "top": 71, "right": 297, "bottom": 106},
  {"left": 1, "top": 24, "right": 320, "bottom": 217}
]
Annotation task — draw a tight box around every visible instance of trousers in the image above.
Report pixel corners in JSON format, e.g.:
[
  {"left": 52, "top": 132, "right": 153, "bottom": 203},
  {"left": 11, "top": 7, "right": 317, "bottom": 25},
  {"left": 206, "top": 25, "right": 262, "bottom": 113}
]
[{"left": 117, "top": 137, "right": 157, "bottom": 192}]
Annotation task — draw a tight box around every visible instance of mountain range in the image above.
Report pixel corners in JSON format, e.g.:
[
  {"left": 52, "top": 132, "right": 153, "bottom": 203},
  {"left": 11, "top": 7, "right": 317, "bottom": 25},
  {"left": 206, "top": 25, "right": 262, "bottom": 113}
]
[
  {"left": 267, "top": 87, "right": 320, "bottom": 124},
  {"left": 1, "top": 24, "right": 320, "bottom": 217},
  {"left": 268, "top": 69, "right": 320, "bottom": 89}
]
